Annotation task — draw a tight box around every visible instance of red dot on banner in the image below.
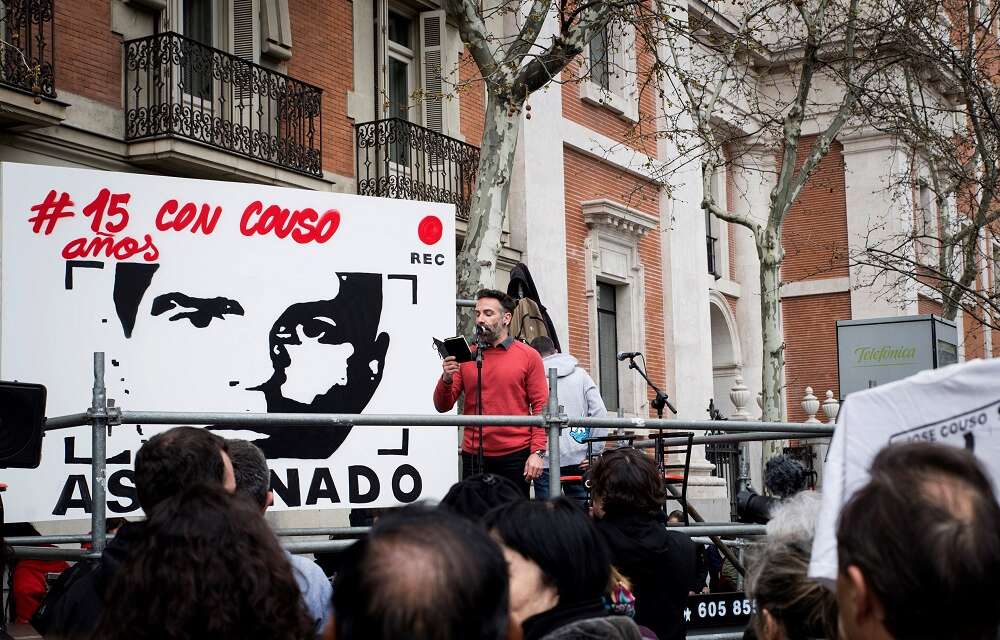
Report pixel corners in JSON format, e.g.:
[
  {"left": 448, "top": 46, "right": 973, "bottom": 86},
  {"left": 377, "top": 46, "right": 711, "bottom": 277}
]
[{"left": 418, "top": 215, "right": 443, "bottom": 245}]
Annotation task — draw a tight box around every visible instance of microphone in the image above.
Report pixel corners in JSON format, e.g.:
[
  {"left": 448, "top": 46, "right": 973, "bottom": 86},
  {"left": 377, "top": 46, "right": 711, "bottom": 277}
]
[{"left": 617, "top": 351, "right": 642, "bottom": 361}]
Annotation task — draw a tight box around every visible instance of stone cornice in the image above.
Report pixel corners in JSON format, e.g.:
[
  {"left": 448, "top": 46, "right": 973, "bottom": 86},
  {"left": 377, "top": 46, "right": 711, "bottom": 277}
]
[{"left": 581, "top": 199, "right": 658, "bottom": 238}]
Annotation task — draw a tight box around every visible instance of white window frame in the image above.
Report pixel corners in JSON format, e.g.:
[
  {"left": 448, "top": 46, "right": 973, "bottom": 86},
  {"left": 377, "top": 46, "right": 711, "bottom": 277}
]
[
  {"left": 581, "top": 199, "right": 656, "bottom": 416},
  {"left": 385, "top": 7, "right": 418, "bottom": 123},
  {"left": 580, "top": 21, "right": 639, "bottom": 122}
]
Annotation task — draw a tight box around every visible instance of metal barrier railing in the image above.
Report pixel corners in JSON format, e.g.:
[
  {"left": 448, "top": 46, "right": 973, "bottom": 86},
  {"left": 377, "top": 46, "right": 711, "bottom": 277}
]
[{"left": 10, "top": 351, "right": 833, "bottom": 561}]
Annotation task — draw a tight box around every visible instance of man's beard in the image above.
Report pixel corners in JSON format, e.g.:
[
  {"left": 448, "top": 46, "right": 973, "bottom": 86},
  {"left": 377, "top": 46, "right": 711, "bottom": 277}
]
[{"left": 478, "top": 323, "right": 505, "bottom": 344}]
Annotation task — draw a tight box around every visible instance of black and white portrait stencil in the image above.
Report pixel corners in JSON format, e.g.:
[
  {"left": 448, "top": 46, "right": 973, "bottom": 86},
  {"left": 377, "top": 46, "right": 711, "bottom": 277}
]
[{"left": 0, "top": 163, "right": 457, "bottom": 521}]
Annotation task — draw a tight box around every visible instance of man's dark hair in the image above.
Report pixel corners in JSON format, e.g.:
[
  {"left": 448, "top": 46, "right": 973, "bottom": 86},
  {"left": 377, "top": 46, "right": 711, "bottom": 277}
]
[
  {"left": 837, "top": 442, "right": 1000, "bottom": 640},
  {"left": 333, "top": 504, "right": 509, "bottom": 640},
  {"left": 440, "top": 473, "right": 525, "bottom": 522},
  {"left": 484, "top": 497, "right": 611, "bottom": 604},
  {"left": 134, "top": 427, "right": 228, "bottom": 513},
  {"left": 226, "top": 439, "right": 270, "bottom": 508},
  {"left": 529, "top": 335, "right": 556, "bottom": 357},
  {"left": 476, "top": 288, "right": 516, "bottom": 314},
  {"left": 588, "top": 447, "right": 666, "bottom": 516}
]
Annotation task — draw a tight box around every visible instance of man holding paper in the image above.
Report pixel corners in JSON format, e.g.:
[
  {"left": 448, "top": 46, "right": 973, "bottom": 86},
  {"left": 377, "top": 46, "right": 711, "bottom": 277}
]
[{"left": 433, "top": 289, "right": 549, "bottom": 496}]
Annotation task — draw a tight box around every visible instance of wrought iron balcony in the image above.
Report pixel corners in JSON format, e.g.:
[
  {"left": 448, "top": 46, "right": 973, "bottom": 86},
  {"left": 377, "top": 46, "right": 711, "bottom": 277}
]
[
  {"left": 355, "top": 118, "right": 479, "bottom": 220},
  {"left": 0, "top": 0, "right": 56, "bottom": 98},
  {"left": 123, "top": 32, "right": 323, "bottom": 177}
]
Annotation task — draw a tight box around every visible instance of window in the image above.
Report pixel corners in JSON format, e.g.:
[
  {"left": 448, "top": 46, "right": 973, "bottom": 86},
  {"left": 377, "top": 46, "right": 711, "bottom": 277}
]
[
  {"left": 704, "top": 164, "right": 725, "bottom": 278},
  {"left": 916, "top": 181, "right": 937, "bottom": 263},
  {"left": 182, "top": 0, "right": 215, "bottom": 100},
  {"left": 387, "top": 11, "right": 415, "bottom": 122},
  {"left": 374, "top": 7, "right": 453, "bottom": 135},
  {"left": 387, "top": 11, "right": 416, "bottom": 164},
  {"left": 597, "top": 282, "right": 620, "bottom": 412},
  {"left": 589, "top": 26, "right": 611, "bottom": 91},
  {"left": 580, "top": 22, "right": 638, "bottom": 122},
  {"left": 582, "top": 199, "right": 654, "bottom": 416},
  {"left": 706, "top": 210, "right": 721, "bottom": 278}
]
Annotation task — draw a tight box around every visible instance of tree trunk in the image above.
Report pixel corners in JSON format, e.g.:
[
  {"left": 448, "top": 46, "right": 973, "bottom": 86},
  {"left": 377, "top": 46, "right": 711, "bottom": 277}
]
[
  {"left": 456, "top": 91, "right": 522, "bottom": 334},
  {"left": 758, "top": 235, "right": 786, "bottom": 424}
]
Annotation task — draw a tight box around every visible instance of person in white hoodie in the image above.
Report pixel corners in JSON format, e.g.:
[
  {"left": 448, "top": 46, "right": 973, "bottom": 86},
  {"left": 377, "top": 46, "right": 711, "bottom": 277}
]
[{"left": 529, "top": 336, "right": 608, "bottom": 502}]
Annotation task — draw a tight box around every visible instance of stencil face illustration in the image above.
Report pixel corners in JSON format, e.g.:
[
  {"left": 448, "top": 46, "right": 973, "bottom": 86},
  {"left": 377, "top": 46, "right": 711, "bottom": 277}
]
[
  {"left": 248, "top": 272, "right": 390, "bottom": 458},
  {"left": 121, "top": 269, "right": 390, "bottom": 460}
]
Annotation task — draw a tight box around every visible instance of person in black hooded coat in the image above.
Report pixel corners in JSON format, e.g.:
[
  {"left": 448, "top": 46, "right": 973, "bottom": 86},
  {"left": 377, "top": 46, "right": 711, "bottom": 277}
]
[{"left": 589, "top": 448, "right": 695, "bottom": 640}]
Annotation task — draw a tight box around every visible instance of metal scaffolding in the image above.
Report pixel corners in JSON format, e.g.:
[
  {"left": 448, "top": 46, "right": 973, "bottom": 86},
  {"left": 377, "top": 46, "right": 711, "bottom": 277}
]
[
  {"left": 5, "top": 350, "right": 834, "bottom": 639},
  {"left": 9, "top": 351, "right": 833, "bottom": 560}
]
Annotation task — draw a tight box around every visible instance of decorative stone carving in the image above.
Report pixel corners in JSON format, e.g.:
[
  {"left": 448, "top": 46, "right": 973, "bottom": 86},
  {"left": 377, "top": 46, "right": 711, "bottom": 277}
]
[
  {"left": 821, "top": 390, "right": 840, "bottom": 424},
  {"left": 802, "top": 387, "right": 820, "bottom": 423},
  {"left": 581, "top": 199, "right": 657, "bottom": 239},
  {"left": 729, "top": 376, "right": 751, "bottom": 420}
]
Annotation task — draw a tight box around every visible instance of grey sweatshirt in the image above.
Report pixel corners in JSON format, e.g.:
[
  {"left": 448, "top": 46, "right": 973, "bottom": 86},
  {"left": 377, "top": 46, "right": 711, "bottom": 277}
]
[{"left": 541, "top": 352, "right": 609, "bottom": 468}]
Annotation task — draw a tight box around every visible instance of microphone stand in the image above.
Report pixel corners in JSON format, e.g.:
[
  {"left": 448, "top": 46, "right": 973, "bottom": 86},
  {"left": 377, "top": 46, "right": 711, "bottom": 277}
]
[
  {"left": 624, "top": 354, "right": 677, "bottom": 470},
  {"left": 475, "top": 327, "right": 487, "bottom": 474}
]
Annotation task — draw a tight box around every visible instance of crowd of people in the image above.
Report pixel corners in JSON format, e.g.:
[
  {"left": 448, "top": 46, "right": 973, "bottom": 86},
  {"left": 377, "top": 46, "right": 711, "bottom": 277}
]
[
  {"left": 1, "top": 423, "right": 997, "bottom": 640},
  {"left": 2, "top": 290, "right": 999, "bottom": 639}
]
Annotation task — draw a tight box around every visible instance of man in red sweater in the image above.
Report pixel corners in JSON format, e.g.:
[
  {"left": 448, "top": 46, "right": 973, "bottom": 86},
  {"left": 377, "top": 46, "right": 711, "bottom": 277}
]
[{"left": 434, "top": 289, "right": 549, "bottom": 496}]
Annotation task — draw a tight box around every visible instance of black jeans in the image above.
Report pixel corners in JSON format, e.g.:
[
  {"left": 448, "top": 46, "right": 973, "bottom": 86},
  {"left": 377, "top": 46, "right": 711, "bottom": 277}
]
[{"left": 462, "top": 449, "right": 531, "bottom": 497}]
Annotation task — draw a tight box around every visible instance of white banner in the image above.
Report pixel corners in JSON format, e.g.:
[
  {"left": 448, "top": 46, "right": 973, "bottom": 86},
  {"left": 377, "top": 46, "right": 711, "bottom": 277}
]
[
  {"left": 809, "top": 358, "right": 1000, "bottom": 584},
  {"left": 0, "top": 162, "right": 458, "bottom": 521}
]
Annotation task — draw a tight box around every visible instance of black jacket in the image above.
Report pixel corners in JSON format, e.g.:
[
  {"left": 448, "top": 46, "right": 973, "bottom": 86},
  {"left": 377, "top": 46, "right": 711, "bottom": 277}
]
[
  {"left": 595, "top": 512, "right": 695, "bottom": 640},
  {"left": 33, "top": 521, "right": 144, "bottom": 638},
  {"left": 522, "top": 599, "right": 641, "bottom": 640}
]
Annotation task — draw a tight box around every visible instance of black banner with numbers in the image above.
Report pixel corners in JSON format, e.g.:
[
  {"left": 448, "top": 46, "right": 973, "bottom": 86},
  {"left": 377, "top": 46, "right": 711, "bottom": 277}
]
[{"left": 685, "top": 591, "right": 755, "bottom": 630}]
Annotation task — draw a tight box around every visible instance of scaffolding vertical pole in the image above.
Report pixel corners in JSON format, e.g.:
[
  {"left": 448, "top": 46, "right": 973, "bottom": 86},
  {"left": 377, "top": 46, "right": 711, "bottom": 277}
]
[
  {"left": 546, "top": 367, "right": 561, "bottom": 498},
  {"left": 90, "top": 352, "right": 108, "bottom": 556}
]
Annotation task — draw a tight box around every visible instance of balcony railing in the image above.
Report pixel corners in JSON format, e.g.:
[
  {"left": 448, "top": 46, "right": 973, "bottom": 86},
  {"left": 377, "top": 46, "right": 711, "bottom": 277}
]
[
  {"left": 0, "top": 0, "right": 56, "bottom": 98},
  {"left": 123, "top": 32, "right": 323, "bottom": 178},
  {"left": 355, "top": 118, "right": 479, "bottom": 220}
]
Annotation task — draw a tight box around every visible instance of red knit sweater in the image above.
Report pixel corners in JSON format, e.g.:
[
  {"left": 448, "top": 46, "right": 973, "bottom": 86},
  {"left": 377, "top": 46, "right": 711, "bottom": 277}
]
[{"left": 433, "top": 338, "right": 549, "bottom": 456}]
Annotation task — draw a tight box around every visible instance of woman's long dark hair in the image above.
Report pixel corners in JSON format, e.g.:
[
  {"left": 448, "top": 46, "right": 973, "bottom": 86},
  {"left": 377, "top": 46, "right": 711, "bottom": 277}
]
[
  {"left": 93, "top": 484, "right": 313, "bottom": 640},
  {"left": 485, "top": 497, "right": 611, "bottom": 604}
]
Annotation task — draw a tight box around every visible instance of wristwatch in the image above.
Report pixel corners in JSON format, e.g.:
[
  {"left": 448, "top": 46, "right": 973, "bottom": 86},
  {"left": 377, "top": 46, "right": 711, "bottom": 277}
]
[{"left": 532, "top": 449, "right": 545, "bottom": 459}]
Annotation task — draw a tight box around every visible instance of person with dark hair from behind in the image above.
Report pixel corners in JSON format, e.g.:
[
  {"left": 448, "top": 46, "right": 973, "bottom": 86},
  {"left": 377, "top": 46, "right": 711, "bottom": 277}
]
[
  {"left": 434, "top": 288, "right": 550, "bottom": 496},
  {"left": 745, "top": 492, "right": 836, "bottom": 640},
  {"left": 35, "top": 426, "right": 236, "bottom": 638},
  {"left": 836, "top": 442, "right": 1000, "bottom": 640},
  {"left": 485, "top": 498, "right": 641, "bottom": 640},
  {"left": 331, "top": 504, "right": 511, "bottom": 640},
  {"left": 226, "top": 439, "right": 332, "bottom": 634},
  {"left": 439, "top": 472, "right": 526, "bottom": 521},
  {"left": 589, "top": 448, "right": 695, "bottom": 640},
  {"left": 93, "top": 483, "right": 313, "bottom": 640}
]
